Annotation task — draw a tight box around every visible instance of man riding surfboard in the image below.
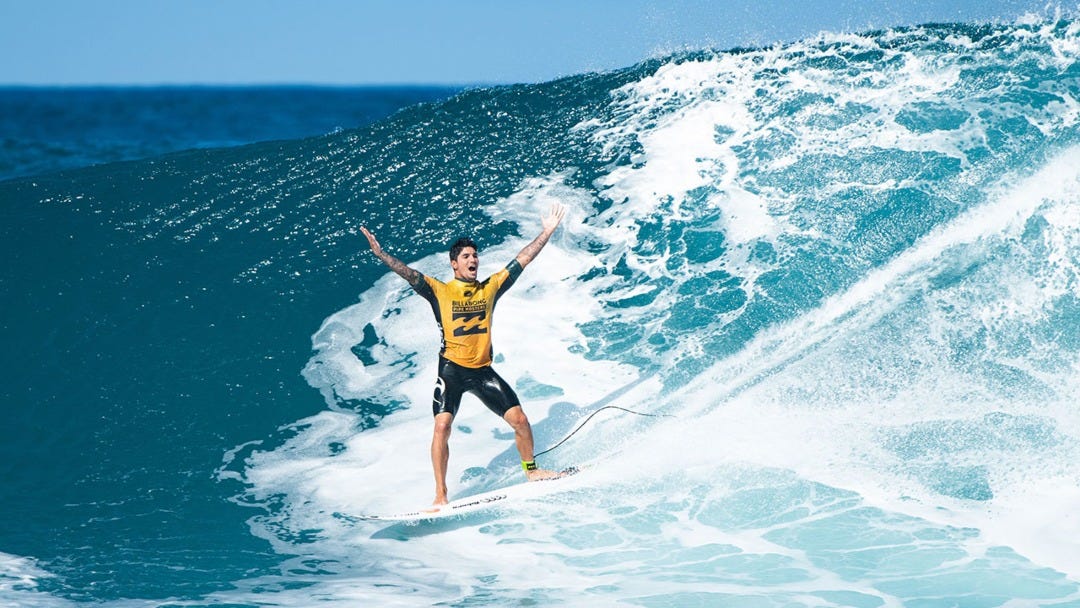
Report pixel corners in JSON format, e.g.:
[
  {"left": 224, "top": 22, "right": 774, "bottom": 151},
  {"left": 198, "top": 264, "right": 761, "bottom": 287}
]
[{"left": 361, "top": 203, "right": 567, "bottom": 506}]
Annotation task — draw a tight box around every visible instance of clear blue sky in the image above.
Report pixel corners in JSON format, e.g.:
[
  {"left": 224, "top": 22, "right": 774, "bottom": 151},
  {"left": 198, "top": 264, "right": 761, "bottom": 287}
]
[{"left": 0, "top": 0, "right": 1062, "bottom": 85}]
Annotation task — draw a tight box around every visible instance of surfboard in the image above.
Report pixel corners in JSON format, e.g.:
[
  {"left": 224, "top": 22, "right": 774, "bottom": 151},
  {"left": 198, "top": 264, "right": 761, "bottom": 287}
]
[{"left": 355, "top": 467, "right": 579, "bottom": 522}]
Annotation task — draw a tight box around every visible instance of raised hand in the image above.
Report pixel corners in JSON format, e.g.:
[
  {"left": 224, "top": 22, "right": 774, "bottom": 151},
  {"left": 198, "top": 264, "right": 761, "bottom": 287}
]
[
  {"left": 541, "top": 202, "right": 567, "bottom": 234},
  {"left": 516, "top": 202, "right": 567, "bottom": 268},
  {"left": 360, "top": 226, "right": 384, "bottom": 257},
  {"left": 361, "top": 226, "right": 422, "bottom": 287}
]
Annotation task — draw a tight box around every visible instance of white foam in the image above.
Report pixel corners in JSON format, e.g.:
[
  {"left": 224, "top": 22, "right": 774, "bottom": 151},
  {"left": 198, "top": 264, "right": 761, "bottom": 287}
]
[
  {"left": 624, "top": 145, "right": 1080, "bottom": 579},
  {"left": 0, "top": 553, "right": 72, "bottom": 608},
  {"left": 671, "top": 144, "right": 1080, "bottom": 417}
]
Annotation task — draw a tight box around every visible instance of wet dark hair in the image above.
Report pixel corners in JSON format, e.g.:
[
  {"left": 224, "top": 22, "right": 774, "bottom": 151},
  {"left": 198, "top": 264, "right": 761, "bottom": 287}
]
[{"left": 449, "top": 237, "right": 478, "bottom": 261}]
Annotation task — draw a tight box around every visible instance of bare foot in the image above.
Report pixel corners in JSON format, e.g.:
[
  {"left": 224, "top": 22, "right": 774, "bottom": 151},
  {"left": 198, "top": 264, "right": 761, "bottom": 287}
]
[{"left": 526, "top": 467, "right": 572, "bottom": 482}]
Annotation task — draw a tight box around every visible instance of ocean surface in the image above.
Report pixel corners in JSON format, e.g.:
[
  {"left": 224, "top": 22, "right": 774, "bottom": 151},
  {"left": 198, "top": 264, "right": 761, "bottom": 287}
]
[
  {"left": 0, "top": 86, "right": 462, "bottom": 182},
  {"left": 3, "top": 16, "right": 1080, "bottom": 608}
]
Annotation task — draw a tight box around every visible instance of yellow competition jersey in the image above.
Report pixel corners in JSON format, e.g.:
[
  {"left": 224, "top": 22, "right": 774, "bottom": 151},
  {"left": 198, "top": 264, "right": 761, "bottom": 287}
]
[{"left": 412, "top": 260, "right": 523, "bottom": 368}]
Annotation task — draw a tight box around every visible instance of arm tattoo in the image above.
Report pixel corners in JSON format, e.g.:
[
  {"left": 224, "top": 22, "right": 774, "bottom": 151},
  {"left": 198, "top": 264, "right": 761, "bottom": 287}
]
[
  {"left": 379, "top": 252, "right": 424, "bottom": 288},
  {"left": 517, "top": 231, "right": 552, "bottom": 266}
]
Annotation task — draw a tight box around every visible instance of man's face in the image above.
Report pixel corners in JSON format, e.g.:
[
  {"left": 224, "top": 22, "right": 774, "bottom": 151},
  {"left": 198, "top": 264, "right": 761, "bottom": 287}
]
[{"left": 451, "top": 247, "right": 479, "bottom": 282}]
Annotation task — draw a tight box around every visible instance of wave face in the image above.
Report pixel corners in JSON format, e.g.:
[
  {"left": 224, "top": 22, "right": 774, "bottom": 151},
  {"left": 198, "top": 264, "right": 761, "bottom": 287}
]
[{"left": 4, "top": 17, "right": 1080, "bottom": 606}]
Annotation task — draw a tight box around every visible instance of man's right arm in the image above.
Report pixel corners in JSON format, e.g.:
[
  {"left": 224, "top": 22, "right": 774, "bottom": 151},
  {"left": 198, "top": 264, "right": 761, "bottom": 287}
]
[{"left": 360, "top": 226, "right": 425, "bottom": 290}]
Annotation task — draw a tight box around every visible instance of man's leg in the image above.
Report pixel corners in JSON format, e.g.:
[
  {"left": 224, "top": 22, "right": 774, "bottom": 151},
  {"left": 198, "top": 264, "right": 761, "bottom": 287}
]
[
  {"left": 431, "top": 412, "right": 453, "bottom": 505},
  {"left": 503, "top": 406, "right": 560, "bottom": 481}
]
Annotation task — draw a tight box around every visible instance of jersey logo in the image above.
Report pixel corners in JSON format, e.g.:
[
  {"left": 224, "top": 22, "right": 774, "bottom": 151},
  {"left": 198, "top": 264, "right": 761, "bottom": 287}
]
[{"left": 452, "top": 310, "right": 488, "bottom": 336}]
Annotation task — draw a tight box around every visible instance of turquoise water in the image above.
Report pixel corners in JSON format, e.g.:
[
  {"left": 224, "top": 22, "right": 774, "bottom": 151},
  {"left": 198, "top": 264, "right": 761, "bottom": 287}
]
[{"left": 4, "top": 17, "right": 1080, "bottom": 607}]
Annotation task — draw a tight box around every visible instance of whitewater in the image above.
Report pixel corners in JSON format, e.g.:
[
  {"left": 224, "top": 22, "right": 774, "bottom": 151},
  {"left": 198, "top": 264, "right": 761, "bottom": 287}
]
[{"left": 3, "top": 14, "right": 1080, "bottom": 608}]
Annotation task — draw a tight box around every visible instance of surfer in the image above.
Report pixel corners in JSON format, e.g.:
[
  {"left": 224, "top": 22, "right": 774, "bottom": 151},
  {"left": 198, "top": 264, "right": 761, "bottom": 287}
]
[{"left": 360, "top": 203, "right": 568, "bottom": 506}]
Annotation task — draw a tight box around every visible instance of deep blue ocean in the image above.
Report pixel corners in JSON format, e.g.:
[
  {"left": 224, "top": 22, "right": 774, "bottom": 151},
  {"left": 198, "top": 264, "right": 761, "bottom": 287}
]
[
  {"left": 0, "top": 86, "right": 462, "bottom": 182},
  {"left": 3, "top": 17, "right": 1080, "bottom": 607}
]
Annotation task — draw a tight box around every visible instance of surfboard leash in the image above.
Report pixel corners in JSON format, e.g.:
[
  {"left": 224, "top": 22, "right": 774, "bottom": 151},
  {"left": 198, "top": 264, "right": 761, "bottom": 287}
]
[{"left": 534, "top": 405, "right": 674, "bottom": 459}]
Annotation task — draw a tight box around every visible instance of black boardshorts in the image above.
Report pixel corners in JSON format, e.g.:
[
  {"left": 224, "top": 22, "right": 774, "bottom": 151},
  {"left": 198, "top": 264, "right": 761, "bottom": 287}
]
[{"left": 432, "top": 357, "right": 521, "bottom": 418}]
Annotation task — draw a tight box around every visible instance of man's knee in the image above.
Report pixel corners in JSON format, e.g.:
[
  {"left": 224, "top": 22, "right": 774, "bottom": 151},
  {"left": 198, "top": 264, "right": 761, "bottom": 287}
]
[
  {"left": 433, "top": 414, "right": 454, "bottom": 437},
  {"left": 503, "top": 405, "right": 528, "bottom": 429}
]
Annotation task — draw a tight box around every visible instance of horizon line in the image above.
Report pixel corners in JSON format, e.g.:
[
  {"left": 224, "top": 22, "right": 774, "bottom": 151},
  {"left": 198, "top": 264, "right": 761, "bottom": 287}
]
[{"left": 0, "top": 81, "right": 503, "bottom": 89}]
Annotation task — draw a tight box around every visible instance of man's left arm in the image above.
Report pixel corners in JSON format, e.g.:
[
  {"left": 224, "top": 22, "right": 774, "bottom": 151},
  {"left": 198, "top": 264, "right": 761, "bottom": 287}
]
[{"left": 514, "top": 203, "right": 567, "bottom": 268}]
